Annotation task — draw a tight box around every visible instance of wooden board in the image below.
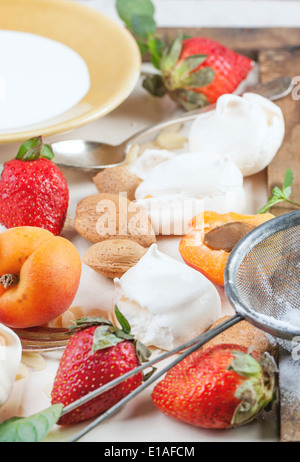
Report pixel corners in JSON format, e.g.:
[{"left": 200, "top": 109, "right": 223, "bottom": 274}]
[{"left": 156, "top": 27, "right": 300, "bottom": 442}]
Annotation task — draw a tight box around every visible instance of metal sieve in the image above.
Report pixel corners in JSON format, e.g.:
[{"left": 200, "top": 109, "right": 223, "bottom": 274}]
[
  {"left": 225, "top": 209, "right": 300, "bottom": 340},
  {"left": 67, "top": 210, "right": 300, "bottom": 442}
]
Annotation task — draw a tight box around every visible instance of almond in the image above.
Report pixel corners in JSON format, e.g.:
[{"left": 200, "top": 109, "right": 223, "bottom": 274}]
[
  {"left": 74, "top": 193, "right": 156, "bottom": 247},
  {"left": 204, "top": 316, "right": 275, "bottom": 357},
  {"left": 83, "top": 239, "right": 147, "bottom": 278},
  {"left": 155, "top": 132, "right": 187, "bottom": 150},
  {"left": 93, "top": 166, "right": 140, "bottom": 201}
]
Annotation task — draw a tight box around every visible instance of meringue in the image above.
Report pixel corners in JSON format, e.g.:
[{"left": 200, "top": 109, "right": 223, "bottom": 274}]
[
  {"left": 129, "top": 149, "right": 177, "bottom": 180},
  {"left": 134, "top": 152, "right": 246, "bottom": 234},
  {"left": 188, "top": 93, "right": 285, "bottom": 176},
  {"left": 114, "top": 245, "right": 221, "bottom": 350},
  {"left": 0, "top": 323, "right": 22, "bottom": 407}
]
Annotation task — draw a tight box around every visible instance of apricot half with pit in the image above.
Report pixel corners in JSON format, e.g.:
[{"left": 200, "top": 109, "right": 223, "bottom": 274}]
[
  {"left": 179, "top": 212, "right": 274, "bottom": 286},
  {"left": 0, "top": 227, "right": 81, "bottom": 328}
]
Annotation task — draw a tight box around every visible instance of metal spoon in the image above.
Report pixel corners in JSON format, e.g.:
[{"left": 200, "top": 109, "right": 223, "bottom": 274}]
[{"left": 51, "top": 77, "right": 292, "bottom": 172}]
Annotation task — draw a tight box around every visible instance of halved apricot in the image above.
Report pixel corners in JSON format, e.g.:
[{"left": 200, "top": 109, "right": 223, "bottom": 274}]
[{"left": 179, "top": 212, "right": 274, "bottom": 286}]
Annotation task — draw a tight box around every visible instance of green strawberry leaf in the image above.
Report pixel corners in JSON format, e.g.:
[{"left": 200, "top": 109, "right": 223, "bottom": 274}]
[
  {"left": 176, "top": 54, "right": 208, "bottom": 78},
  {"left": 92, "top": 325, "right": 124, "bottom": 352},
  {"left": 40, "top": 143, "right": 54, "bottom": 161},
  {"left": 0, "top": 404, "right": 63, "bottom": 442},
  {"left": 228, "top": 351, "right": 261, "bottom": 378},
  {"left": 69, "top": 316, "right": 114, "bottom": 331},
  {"left": 135, "top": 340, "right": 152, "bottom": 363},
  {"left": 16, "top": 137, "right": 54, "bottom": 161},
  {"left": 116, "top": 0, "right": 155, "bottom": 29},
  {"left": 130, "top": 14, "right": 156, "bottom": 39},
  {"left": 182, "top": 67, "right": 215, "bottom": 88},
  {"left": 160, "top": 34, "right": 183, "bottom": 72},
  {"left": 16, "top": 137, "right": 43, "bottom": 161},
  {"left": 142, "top": 74, "right": 167, "bottom": 97},
  {"left": 114, "top": 306, "right": 131, "bottom": 334}
]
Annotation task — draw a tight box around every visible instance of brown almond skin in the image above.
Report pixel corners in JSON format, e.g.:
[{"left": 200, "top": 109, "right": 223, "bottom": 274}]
[
  {"left": 74, "top": 193, "right": 156, "bottom": 247},
  {"left": 204, "top": 316, "right": 276, "bottom": 357},
  {"left": 83, "top": 239, "right": 147, "bottom": 279},
  {"left": 93, "top": 166, "right": 140, "bottom": 201}
]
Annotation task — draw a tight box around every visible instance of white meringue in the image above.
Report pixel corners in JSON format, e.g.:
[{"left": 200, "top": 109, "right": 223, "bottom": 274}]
[
  {"left": 114, "top": 245, "right": 221, "bottom": 351},
  {"left": 0, "top": 323, "right": 22, "bottom": 407},
  {"left": 134, "top": 152, "right": 246, "bottom": 234},
  {"left": 188, "top": 93, "right": 285, "bottom": 176},
  {"left": 128, "top": 149, "right": 177, "bottom": 180}
]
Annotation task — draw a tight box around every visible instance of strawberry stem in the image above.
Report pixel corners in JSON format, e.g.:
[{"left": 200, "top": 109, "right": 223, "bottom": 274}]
[{"left": 0, "top": 274, "right": 19, "bottom": 289}]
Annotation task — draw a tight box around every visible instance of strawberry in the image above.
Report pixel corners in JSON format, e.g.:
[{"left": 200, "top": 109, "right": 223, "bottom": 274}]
[
  {"left": 143, "top": 36, "right": 253, "bottom": 110},
  {"left": 0, "top": 137, "right": 69, "bottom": 235},
  {"left": 152, "top": 344, "right": 277, "bottom": 429},
  {"left": 51, "top": 308, "right": 151, "bottom": 425}
]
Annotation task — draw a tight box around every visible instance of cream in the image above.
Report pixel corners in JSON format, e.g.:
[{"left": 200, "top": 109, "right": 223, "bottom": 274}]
[
  {"left": 114, "top": 245, "right": 221, "bottom": 350},
  {"left": 0, "top": 324, "right": 22, "bottom": 407},
  {"left": 129, "top": 149, "right": 177, "bottom": 180},
  {"left": 188, "top": 93, "right": 285, "bottom": 176}
]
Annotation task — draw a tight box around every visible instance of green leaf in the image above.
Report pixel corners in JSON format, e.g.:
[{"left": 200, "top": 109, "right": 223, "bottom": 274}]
[
  {"left": 176, "top": 54, "right": 208, "bottom": 78},
  {"left": 114, "top": 306, "right": 131, "bottom": 334},
  {"left": 16, "top": 137, "right": 43, "bottom": 161},
  {"left": 92, "top": 326, "right": 124, "bottom": 352},
  {"left": 69, "top": 316, "right": 113, "bottom": 331},
  {"left": 116, "top": 0, "right": 155, "bottom": 29},
  {"left": 160, "top": 34, "right": 183, "bottom": 71},
  {"left": 41, "top": 143, "right": 54, "bottom": 161},
  {"left": 135, "top": 340, "right": 152, "bottom": 363},
  {"left": 283, "top": 168, "right": 294, "bottom": 191},
  {"left": 271, "top": 186, "right": 284, "bottom": 199},
  {"left": 131, "top": 14, "right": 156, "bottom": 39},
  {"left": 142, "top": 74, "right": 167, "bottom": 97},
  {"left": 148, "top": 37, "right": 165, "bottom": 69},
  {"left": 0, "top": 405, "right": 63, "bottom": 442},
  {"left": 136, "top": 39, "right": 149, "bottom": 56},
  {"left": 183, "top": 67, "right": 215, "bottom": 88},
  {"left": 228, "top": 351, "right": 261, "bottom": 378}
]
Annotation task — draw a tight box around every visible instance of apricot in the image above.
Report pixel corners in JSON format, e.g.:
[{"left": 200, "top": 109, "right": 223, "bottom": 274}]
[
  {"left": 179, "top": 212, "right": 274, "bottom": 286},
  {"left": 0, "top": 227, "right": 81, "bottom": 328}
]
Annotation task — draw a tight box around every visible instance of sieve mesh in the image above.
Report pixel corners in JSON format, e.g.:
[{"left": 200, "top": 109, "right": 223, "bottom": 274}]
[{"left": 225, "top": 212, "right": 300, "bottom": 340}]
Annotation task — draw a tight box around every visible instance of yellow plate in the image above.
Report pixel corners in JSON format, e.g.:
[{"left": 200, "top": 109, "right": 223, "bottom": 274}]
[{"left": 0, "top": 0, "right": 141, "bottom": 144}]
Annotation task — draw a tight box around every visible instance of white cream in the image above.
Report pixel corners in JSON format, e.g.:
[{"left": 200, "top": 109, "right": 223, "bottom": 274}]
[
  {"left": 188, "top": 93, "right": 285, "bottom": 177},
  {"left": 134, "top": 152, "right": 246, "bottom": 234},
  {"left": 114, "top": 245, "right": 221, "bottom": 351},
  {"left": 0, "top": 30, "right": 90, "bottom": 131},
  {"left": 129, "top": 149, "right": 177, "bottom": 180},
  {"left": 0, "top": 324, "right": 22, "bottom": 407}
]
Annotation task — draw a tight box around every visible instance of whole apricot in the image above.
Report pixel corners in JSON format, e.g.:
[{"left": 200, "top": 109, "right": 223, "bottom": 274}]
[{"left": 0, "top": 227, "right": 81, "bottom": 328}]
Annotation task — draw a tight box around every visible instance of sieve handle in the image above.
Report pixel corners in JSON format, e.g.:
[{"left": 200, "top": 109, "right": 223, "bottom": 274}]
[{"left": 68, "top": 313, "right": 243, "bottom": 442}]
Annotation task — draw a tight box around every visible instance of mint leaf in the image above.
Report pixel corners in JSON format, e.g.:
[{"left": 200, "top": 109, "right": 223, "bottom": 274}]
[
  {"left": 283, "top": 168, "right": 294, "bottom": 191},
  {"left": 131, "top": 14, "right": 156, "bottom": 39},
  {"left": 257, "top": 168, "right": 300, "bottom": 213},
  {"left": 0, "top": 405, "right": 63, "bottom": 442},
  {"left": 116, "top": 0, "right": 155, "bottom": 29}
]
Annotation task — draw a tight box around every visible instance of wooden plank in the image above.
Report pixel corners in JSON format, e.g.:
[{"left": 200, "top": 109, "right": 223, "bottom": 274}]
[
  {"left": 156, "top": 27, "right": 300, "bottom": 52},
  {"left": 259, "top": 49, "right": 300, "bottom": 215}
]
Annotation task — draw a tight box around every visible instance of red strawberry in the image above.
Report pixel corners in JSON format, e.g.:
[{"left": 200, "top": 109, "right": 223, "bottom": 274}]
[
  {"left": 0, "top": 137, "right": 69, "bottom": 235},
  {"left": 143, "top": 36, "right": 253, "bottom": 110},
  {"left": 51, "top": 309, "right": 151, "bottom": 425},
  {"left": 152, "top": 344, "right": 277, "bottom": 429}
]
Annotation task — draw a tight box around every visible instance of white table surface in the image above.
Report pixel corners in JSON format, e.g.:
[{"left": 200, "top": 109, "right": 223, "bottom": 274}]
[{"left": 0, "top": 0, "right": 288, "bottom": 443}]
